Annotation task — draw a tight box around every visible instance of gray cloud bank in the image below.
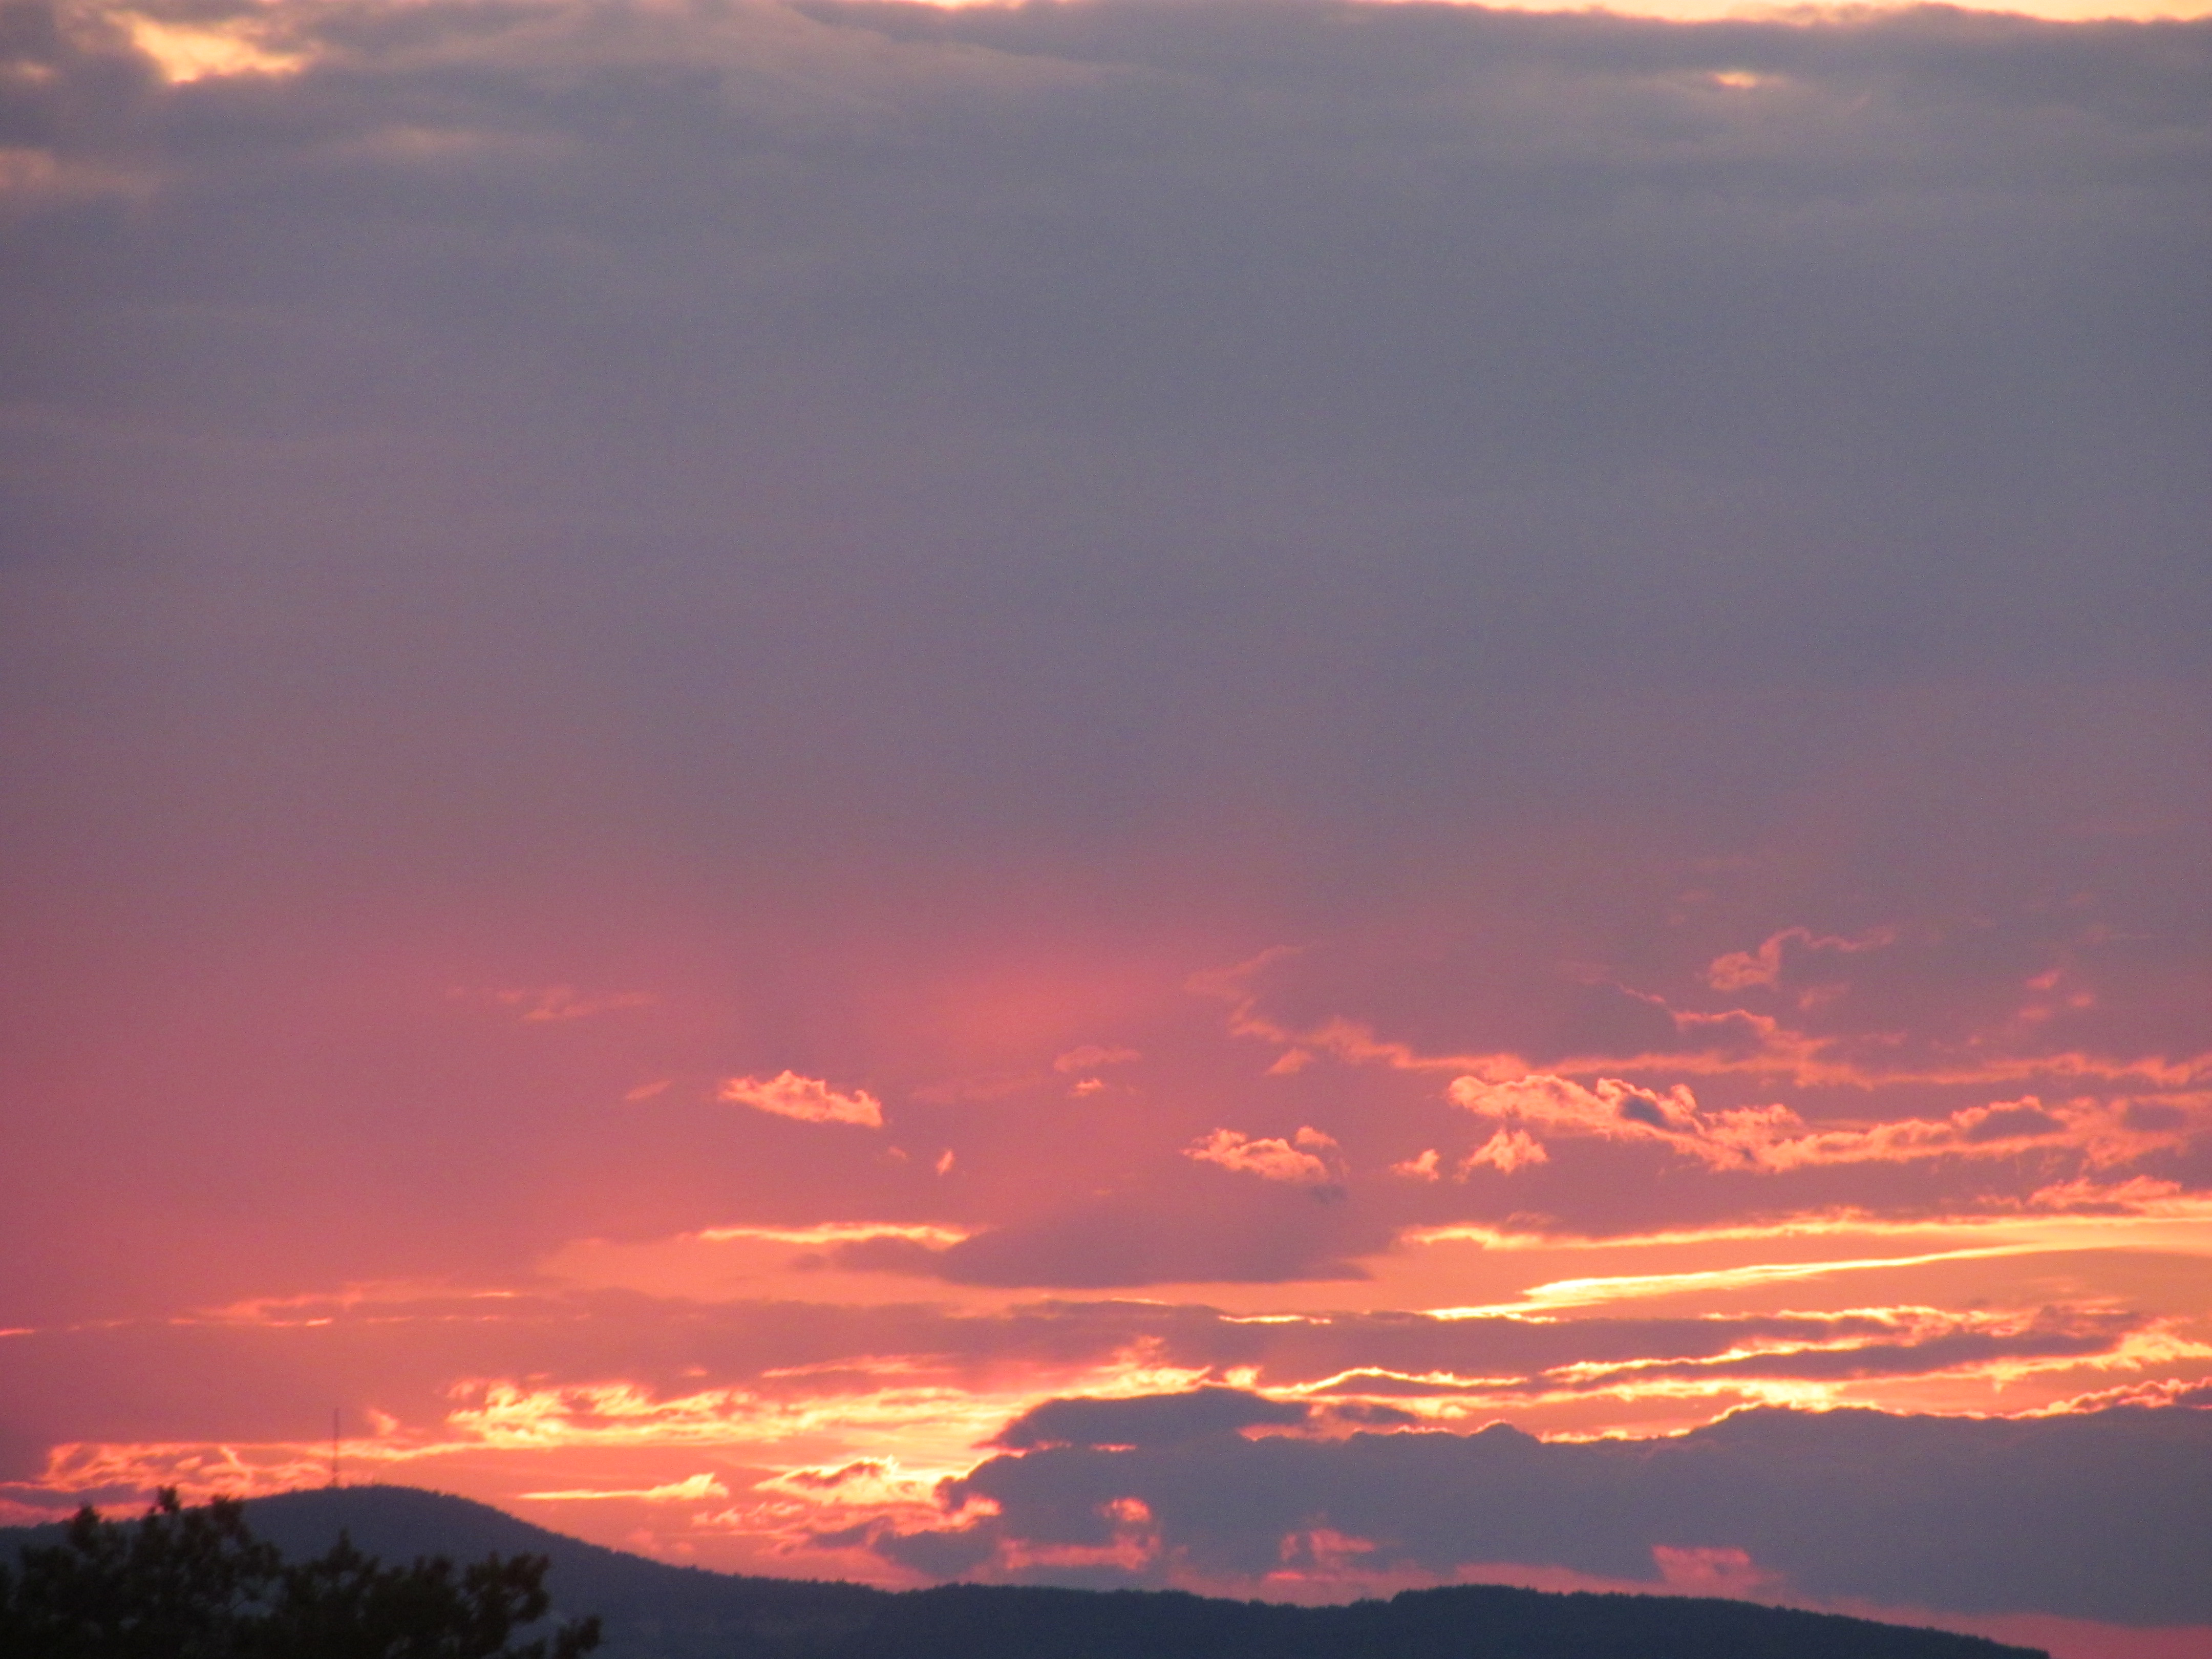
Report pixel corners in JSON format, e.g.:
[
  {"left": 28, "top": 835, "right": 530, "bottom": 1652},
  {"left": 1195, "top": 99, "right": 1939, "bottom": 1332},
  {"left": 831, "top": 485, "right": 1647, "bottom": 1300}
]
[
  {"left": 881, "top": 1396, "right": 2212, "bottom": 1624},
  {"left": 4, "top": 0, "right": 2204, "bottom": 859}
]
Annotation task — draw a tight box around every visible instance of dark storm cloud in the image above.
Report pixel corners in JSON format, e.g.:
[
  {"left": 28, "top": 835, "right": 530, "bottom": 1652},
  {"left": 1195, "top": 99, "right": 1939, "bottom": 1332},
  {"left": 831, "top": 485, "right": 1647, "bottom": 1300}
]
[{"left": 891, "top": 1401, "right": 2212, "bottom": 1624}]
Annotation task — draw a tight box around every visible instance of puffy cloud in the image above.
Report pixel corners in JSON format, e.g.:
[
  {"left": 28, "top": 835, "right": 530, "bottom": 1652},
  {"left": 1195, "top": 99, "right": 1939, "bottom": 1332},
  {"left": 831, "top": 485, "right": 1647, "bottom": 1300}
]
[
  {"left": 718, "top": 1072, "right": 884, "bottom": 1128},
  {"left": 1184, "top": 1129, "right": 1341, "bottom": 1187},
  {"left": 1459, "top": 1128, "right": 1548, "bottom": 1176}
]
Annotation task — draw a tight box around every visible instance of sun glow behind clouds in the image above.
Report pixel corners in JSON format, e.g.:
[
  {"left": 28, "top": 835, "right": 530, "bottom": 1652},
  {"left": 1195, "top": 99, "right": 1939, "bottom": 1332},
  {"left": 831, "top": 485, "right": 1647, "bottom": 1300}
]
[
  {"left": 11, "top": 1201, "right": 2209, "bottom": 1515},
  {"left": 115, "top": 12, "right": 306, "bottom": 81}
]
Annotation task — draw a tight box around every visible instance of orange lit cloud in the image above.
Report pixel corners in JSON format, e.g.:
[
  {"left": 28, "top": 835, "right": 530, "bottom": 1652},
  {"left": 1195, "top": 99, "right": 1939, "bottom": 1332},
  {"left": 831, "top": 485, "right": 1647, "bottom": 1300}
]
[
  {"left": 1185, "top": 1128, "right": 1342, "bottom": 1186},
  {"left": 1444, "top": 1073, "right": 2199, "bottom": 1173},
  {"left": 1705, "top": 925, "right": 1899, "bottom": 991},
  {"left": 717, "top": 1072, "right": 885, "bottom": 1128},
  {"left": 687, "top": 1222, "right": 970, "bottom": 1246},
  {"left": 1458, "top": 1128, "right": 1548, "bottom": 1176},
  {"left": 114, "top": 10, "right": 308, "bottom": 83}
]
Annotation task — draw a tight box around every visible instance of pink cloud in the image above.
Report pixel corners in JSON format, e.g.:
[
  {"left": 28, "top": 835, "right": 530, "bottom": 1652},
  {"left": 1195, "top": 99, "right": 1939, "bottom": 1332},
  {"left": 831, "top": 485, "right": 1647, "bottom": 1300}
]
[
  {"left": 1705, "top": 926, "right": 1898, "bottom": 992},
  {"left": 1458, "top": 1128, "right": 1548, "bottom": 1176},
  {"left": 717, "top": 1072, "right": 884, "bottom": 1128},
  {"left": 1445, "top": 1073, "right": 2198, "bottom": 1173},
  {"left": 1206, "top": 944, "right": 2211, "bottom": 1097},
  {"left": 1185, "top": 1128, "right": 1339, "bottom": 1186},
  {"left": 1651, "top": 1544, "right": 1785, "bottom": 1597}
]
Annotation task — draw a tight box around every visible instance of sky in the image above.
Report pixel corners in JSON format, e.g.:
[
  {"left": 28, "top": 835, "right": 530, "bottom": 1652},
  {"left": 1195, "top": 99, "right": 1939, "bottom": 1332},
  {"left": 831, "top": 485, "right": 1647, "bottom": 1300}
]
[{"left": 1, "top": 0, "right": 2208, "bottom": 1654}]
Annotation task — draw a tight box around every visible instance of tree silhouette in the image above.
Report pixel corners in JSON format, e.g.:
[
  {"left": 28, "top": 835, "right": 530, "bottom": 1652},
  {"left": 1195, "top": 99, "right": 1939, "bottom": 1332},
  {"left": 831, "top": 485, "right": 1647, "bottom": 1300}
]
[{"left": 0, "top": 1490, "right": 601, "bottom": 1659}]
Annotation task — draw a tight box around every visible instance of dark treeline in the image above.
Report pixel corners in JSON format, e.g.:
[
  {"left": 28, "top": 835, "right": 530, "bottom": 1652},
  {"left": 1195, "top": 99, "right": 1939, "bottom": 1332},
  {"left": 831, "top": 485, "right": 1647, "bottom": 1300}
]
[
  {"left": 0, "top": 1490, "right": 600, "bottom": 1658},
  {"left": 2, "top": 1486, "right": 2045, "bottom": 1659}
]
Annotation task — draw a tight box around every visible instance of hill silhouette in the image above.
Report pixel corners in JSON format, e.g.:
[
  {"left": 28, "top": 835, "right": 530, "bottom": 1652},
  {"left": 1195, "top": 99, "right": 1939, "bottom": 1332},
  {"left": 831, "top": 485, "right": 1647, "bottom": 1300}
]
[{"left": 3, "top": 1485, "right": 2047, "bottom": 1659}]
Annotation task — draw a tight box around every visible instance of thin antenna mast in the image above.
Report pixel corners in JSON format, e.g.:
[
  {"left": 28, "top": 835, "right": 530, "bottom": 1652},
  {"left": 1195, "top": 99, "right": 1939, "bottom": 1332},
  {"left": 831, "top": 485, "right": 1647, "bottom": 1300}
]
[{"left": 331, "top": 1407, "right": 341, "bottom": 1489}]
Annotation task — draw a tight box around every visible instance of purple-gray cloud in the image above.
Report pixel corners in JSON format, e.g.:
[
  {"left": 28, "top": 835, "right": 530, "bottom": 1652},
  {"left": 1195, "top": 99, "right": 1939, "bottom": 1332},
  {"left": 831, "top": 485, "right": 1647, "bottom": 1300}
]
[{"left": 887, "top": 1398, "right": 2212, "bottom": 1623}]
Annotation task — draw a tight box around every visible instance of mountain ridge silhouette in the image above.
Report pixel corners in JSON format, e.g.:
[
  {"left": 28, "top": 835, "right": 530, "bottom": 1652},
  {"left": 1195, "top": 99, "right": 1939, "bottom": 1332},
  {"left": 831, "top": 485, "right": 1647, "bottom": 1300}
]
[{"left": 3, "top": 1484, "right": 2048, "bottom": 1659}]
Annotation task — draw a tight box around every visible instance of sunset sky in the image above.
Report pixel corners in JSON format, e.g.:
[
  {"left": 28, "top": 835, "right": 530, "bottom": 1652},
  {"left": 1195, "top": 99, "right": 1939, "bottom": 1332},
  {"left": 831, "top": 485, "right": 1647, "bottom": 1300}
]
[{"left": 2, "top": 0, "right": 2208, "bottom": 1654}]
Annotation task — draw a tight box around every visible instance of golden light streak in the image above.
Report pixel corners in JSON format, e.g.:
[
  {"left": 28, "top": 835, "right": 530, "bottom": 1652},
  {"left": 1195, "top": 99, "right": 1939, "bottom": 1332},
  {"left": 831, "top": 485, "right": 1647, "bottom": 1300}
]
[
  {"left": 517, "top": 1473, "right": 730, "bottom": 1501},
  {"left": 117, "top": 13, "right": 305, "bottom": 82},
  {"left": 1406, "top": 1197, "right": 2212, "bottom": 1257},
  {"left": 1428, "top": 1245, "right": 2058, "bottom": 1316},
  {"left": 689, "top": 1222, "right": 973, "bottom": 1247}
]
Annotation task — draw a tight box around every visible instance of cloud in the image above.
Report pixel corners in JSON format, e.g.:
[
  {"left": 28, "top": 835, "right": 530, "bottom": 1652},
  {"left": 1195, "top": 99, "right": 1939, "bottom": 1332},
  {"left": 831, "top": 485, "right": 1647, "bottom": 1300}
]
[
  {"left": 1459, "top": 1128, "right": 1548, "bottom": 1176},
  {"left": 1445, "top": 1074, "right": 2199, "bottom": 1173},
  {"left": 718, "top": 1072, "right": 885, "bottom": 1129},
  {"left": 991, "top": 1387, "right": 1310, "bottom": 1450},
  {"left": 1185, "top": 1129, "right": 1341, "bottom": 1186},
  {"left": 115, "top": 12, "right": 306, "bottom": 83},
  {"left": 516, "top": 1472, "right": 729, "bottom": 1502},
  {"left": 884, "top": 1402, "right": 2212, "bottom": 1623},
  {"left": 1705, "top": 926, "right": 1899, "bottom": 992},
  {"left": 5, "top": 1273, "right": 2198, "bottom": 1597}
]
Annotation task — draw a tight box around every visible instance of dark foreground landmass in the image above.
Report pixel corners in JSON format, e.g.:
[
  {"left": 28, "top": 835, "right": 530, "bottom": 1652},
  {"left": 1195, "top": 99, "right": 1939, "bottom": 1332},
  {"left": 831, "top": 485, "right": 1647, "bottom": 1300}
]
[{"left": 3, "top": 1485, "right": 2047, "bottom": 1659}]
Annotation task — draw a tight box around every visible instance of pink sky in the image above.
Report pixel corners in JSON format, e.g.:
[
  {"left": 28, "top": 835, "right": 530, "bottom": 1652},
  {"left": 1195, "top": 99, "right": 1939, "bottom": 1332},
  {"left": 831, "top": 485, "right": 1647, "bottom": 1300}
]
[{"left": 2, "top": 2, "right": 2207, "bottom": 1655}]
